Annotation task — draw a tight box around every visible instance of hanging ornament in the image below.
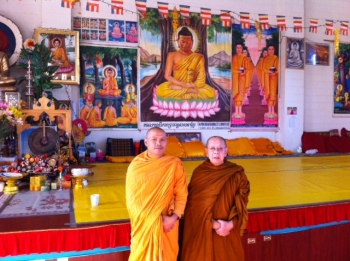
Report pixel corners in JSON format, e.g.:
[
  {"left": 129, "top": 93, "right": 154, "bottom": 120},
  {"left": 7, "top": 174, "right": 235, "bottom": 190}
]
[
  {"left": 255, "top": 21, "right": 262, "bottom": 51},
  {"left": 334, "top": 28, "right": 340, "bottom": 57}
]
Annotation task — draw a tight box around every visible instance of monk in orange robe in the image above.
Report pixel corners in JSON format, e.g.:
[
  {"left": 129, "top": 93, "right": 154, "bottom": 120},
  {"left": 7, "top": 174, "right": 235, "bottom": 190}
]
[
  {"left": 126, "top": 127, "right": 188, "bottom": 261},
  {"left": 181, "top": 136, "right": 250, "bottom": 261},
  {"left": 86, "top": 99, "right": 106, "bottom": 128},
  {"left": 261, "top": 44, "right": 279, "bottom": 118},
  {"left": 232, "top": 43, "right": 252, "bottom": 119},
  {"left": 103, "top": 100, "right": 118, "bottom": 126}
]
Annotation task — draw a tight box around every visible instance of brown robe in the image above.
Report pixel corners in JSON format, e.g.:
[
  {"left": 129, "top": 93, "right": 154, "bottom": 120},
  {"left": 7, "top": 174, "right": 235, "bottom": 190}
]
[{"left": 181, "top": 159, "right": 250, "bottom": 261}]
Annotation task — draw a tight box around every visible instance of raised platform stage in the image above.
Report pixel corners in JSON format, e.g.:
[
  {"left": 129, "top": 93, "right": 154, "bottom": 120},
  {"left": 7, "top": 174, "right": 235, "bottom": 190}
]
[{"left": 1, "top": 155, "right": 350, "bottom": 261}]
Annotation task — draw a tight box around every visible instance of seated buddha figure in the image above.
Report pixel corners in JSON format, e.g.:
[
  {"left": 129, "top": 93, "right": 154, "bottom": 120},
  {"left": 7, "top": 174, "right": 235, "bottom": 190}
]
[
  {"left": 0, "top": 39, "right": 16, "bottom": 88},
  {"left": 155, "top": 26, "right": 217, "bottom": 118},
  {"left": 99, "top": 68, "right": 121, "bottom": 96}
]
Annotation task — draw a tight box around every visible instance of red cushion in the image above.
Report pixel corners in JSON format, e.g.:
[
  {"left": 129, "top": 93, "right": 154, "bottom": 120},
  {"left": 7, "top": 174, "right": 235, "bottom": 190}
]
[
  {"left": 340, "top": 128, "right": 350, "bottom": 138},
  {"left": 325, "top": 136, "right": 350, "bottom": 153},
  {"left": 301, "top": 132, "right": 327, "bottom": 153}
]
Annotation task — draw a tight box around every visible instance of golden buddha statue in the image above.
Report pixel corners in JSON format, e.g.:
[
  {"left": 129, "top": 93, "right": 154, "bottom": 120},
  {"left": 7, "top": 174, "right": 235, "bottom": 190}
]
[{"left": 0, "top": 39, "right": 17, "bottom": 99}]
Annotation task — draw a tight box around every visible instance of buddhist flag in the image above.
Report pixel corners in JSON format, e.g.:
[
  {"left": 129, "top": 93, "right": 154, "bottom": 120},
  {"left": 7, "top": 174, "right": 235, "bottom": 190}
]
[
  {"left": 258, "top": 14, "right": 270, "bottom": 30},
  {"left": 179, "top": 5, "right": 190, "bottom": 18},
  {"left": 293, "top": 17, "right": 302, "bottom": 33},
  {"left": 200, "top": 8, "right": 211, "bottom": 26},
  {"left": 309, "top": 18, "right": 318, "bottom": 33},
  {"left": 341, "top": 21, "right": 349, "bottom": 36},
  {"left": 277, "top": 15, "right": 286, "bottom": 31},
  {"left": 86, "top": 0, "right": 99, "bottom": 12},
  {"left": 220, "top": 10, "right": 231, "bottom": 28},
  {"left": 240, "top": 12, "right": 250, "bottom": 29},
  {"left": 157, "top": 2, "right": 169, "bottom": 18},
  {"left": 135, "top": 0, "right": 147, "bottom": 18},
  {"left": 325, "top": 20, "right": 333, "bottom": 35},
  {"left": 111, "top": 0, "right": 123, "bottom": 15},
  {"left": 61, "top": 0, "right": 74, "bottom": 8}
]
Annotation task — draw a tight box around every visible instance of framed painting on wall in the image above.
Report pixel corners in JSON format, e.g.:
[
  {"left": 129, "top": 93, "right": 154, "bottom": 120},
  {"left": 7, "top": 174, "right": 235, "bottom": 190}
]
[
  {"left": 305, "top": 42, "right": 329, "bottom": 66},
  {"left": 286, "top": 37, "right": 304, "bottom": 69},
  {"left": 34, "top": 28, "right": 80, "bottom": 85}
]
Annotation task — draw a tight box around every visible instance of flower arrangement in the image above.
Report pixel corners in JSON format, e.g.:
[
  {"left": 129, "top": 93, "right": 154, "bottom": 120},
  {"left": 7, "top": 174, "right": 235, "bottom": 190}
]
[
  {"left": 0, "top": 100, "right": 23, "bottom": 143},
  {"left": 16, "top": 38, "right": 62, "bottom": 99}
]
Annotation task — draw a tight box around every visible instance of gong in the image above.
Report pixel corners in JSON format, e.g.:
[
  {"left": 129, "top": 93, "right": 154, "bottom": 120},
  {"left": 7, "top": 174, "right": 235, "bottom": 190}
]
[{"left": 28, "top": 127, "right": 60, "bottom": 155}]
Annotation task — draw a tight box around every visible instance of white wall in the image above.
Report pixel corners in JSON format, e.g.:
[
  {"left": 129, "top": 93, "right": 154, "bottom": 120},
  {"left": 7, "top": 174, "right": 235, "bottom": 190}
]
[{"left": 1, "top": 0, "right": 347, "bottom": 153}]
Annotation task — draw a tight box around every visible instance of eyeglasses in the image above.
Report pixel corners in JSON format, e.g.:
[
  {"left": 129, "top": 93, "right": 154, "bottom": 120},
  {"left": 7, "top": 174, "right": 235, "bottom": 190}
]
[{"left": 208, "top": 147, "right": 225, "bottom": 152}]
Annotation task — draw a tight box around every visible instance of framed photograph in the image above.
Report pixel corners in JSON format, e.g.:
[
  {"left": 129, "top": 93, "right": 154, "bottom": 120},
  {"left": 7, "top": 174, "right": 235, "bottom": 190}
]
[
  {"left": 286, "top": 37, "right": 304, "bottom": 69},
  {"left": 34, "top": 28, "right": 80, "bottom": 85},
  {"left": 305, "top": 42, "right": 330, "bottom": 66},
  {"left": 57, "top": 100, "right": 71, "bottom": 110},
  {"left": 5, "top": 92, "right": 21, "bottom": 107},
  {"left": 166, "top": 132, "right": 202, "bottom": 142}
]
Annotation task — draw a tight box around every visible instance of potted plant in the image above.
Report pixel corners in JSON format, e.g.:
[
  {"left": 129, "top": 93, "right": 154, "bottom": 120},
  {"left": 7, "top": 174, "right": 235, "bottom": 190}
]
[{"left": 16, "top": 38, "right": 62, "bottom": 100}]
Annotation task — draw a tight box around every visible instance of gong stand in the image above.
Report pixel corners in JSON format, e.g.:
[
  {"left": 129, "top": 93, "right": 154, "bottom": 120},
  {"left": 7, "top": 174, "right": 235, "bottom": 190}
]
[{"left": 17, "top": 95, "right": 74, "bottom": 158}]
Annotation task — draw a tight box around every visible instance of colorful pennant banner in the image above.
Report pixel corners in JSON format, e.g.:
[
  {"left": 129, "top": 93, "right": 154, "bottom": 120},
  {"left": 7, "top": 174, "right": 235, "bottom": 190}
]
[
  {"left": 341, "top": 21, "right": 349, "bottom": 36},
  {"left": 277, "top": 15, "right": 286, "bottom": 31},
  {"left": 86, "top": 0, "right": 99, "bottom": 12},
  {"left": 240, "top": 12, "right": 250, "bottom": 29},
  {"left": 220, "top": 10, "right": 231, "bottom": 28},
  {"left": 258, "top": 14, "right": 270, "bottom": 30},
  {"left": 111, "top": 0, "right": 123, "bottom": 15},
  {"left": 135, "top": 0, "right": 147, "bottom": 18},
  {"left": 200, "top": 7, "right": 212, "bottom": 25},
  {"left": 325, "top": 20, "right": 333, "bottom": 35},
  {"left": 293, "top": 17, "right": 302, "bottom": 33},
  {"left": 157, "top": 2, "right": 169, "bottom": 18},
  {"left": 309, "top": 18, "right": 318, "bottom": 33}
]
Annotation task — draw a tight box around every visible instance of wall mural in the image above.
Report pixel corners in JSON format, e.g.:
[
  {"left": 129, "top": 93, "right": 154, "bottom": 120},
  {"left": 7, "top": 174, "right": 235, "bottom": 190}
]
[
  {"left": 139, "top": 8, "right": 232, "bottom": 130},
  {"left": 231, "top": 24, "right": 279, "bottom": 128},
  {"left": 78, "top": 45, "right": 138, "bottom": 129},
  {"left": 334, "top": 43, "right": 350, "bottom": 115}
]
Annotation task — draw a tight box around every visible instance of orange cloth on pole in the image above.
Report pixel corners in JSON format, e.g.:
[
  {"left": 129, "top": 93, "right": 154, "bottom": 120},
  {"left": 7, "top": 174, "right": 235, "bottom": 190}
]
[
  {"left": 126, "top": 152, "right": 188, "bottom": 261},
  {"left": 181, "top": 159, "right": 250, "bottom": 261}
]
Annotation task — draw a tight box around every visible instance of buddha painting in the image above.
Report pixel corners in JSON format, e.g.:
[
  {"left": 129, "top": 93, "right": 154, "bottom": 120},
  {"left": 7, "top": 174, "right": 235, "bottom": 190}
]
[{"left": 151, "top": 26, "right": 219, "bottom": 119}]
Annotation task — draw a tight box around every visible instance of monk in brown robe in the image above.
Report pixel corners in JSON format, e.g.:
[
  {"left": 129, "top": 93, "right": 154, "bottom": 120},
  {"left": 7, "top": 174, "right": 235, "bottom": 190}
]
[
  {"left": 181, "top": 136, "right": 250, "bottom": 261},
  {"left": 126, "top": 127, "right": 188, "bottom": 261}
]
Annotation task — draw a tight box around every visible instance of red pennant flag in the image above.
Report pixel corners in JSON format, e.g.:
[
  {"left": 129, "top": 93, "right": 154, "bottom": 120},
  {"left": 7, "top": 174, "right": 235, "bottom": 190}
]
[{"left": 61, "top": 0, "right": 74, "bottom": 8}]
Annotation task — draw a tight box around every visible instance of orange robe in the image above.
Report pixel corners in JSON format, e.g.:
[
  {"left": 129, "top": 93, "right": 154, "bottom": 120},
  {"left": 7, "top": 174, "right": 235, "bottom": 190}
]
[
  {"left": 261, "top": 55, "right": 279, "bottom": 106},
  {"left": 103, "top": 106, "right": 118, "bottom": 126},
  {"left": 232, "top": 54, "right": 251, "bottom": 106},
  {"left": 126, "top": 152, "right": 188, "bottom": 261},
  {"left": 181, "top": 159, "right": 250, "bottom": 261},
  {"left": 86, "top": 106, "right": 106, "bottom": 128}
]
